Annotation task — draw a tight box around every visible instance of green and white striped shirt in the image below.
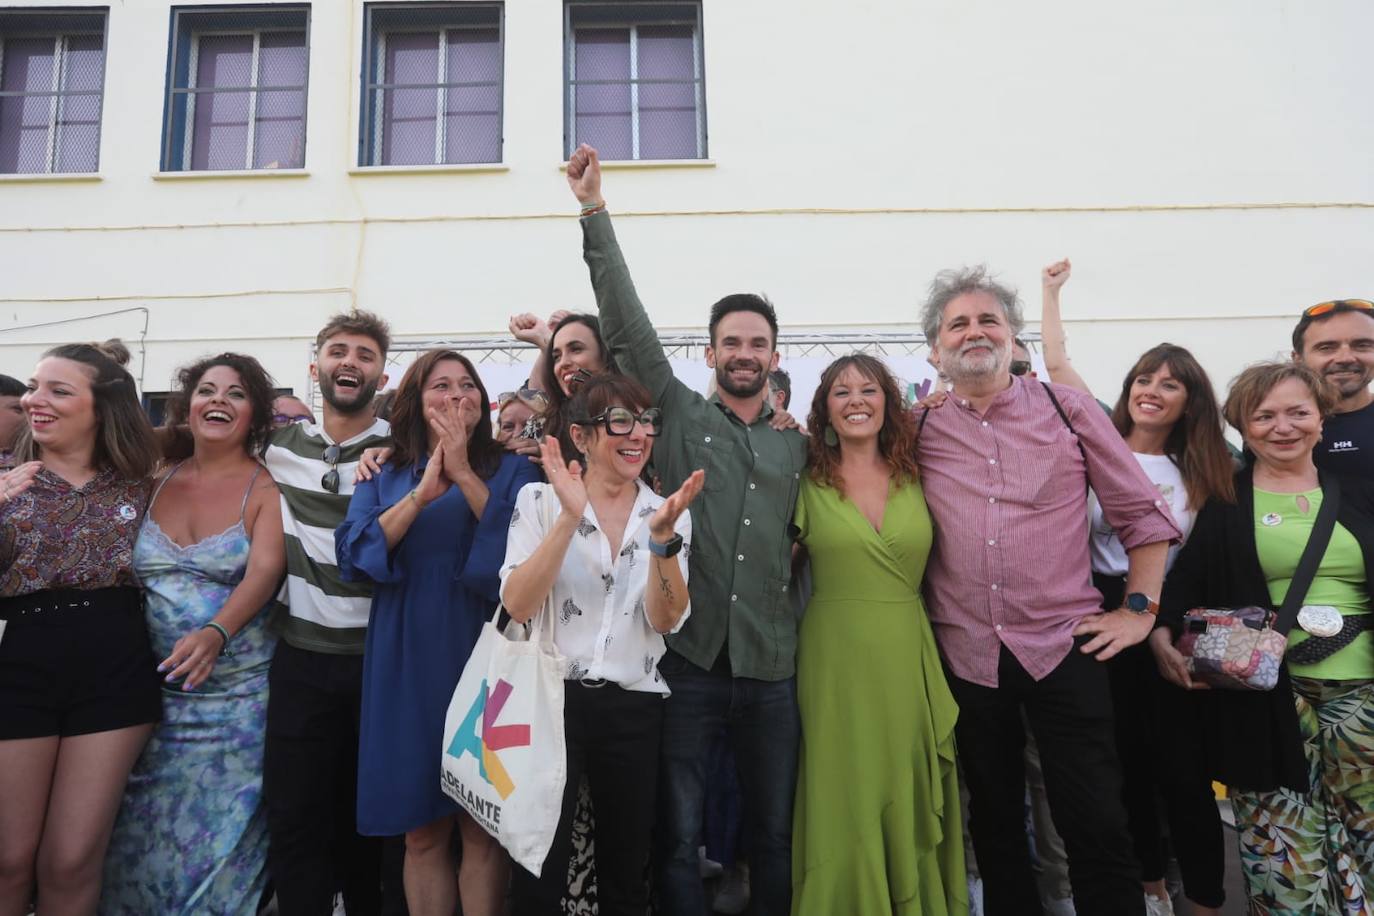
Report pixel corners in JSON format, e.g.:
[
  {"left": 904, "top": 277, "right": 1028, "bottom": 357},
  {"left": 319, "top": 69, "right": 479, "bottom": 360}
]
[{"left": 264, "top": 418, "right": 391, "bottom": 654}]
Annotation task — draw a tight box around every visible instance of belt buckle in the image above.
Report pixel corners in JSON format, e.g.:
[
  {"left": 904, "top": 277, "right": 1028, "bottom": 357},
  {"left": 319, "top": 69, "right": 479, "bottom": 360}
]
[
  {"left": 580, "top": 677, "right": 607, "bottom": 689},
  {"left": 1297, "top": 605, "right": 1343, "bottom": 638}
]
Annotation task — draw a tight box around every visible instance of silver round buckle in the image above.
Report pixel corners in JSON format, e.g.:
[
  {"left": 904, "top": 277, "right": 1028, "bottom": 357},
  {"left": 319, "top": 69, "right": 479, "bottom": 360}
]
[{"left": 1296, "top": 605, "right": 1343, "bottom": 638}]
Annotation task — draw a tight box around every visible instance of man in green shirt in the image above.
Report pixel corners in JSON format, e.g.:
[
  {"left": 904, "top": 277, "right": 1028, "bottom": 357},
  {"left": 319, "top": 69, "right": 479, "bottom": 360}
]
[{"left": 568, "top": 143, "right": 808, "bottom": 916}]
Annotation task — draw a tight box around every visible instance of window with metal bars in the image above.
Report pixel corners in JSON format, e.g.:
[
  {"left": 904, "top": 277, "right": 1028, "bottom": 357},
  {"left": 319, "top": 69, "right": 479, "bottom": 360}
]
[
  {"left": 0, "top": 9, "right": 107, "bottom": 175},
  {"left": 564, "top": 1, "right": 704, "bottom": 161},
  {"left": 161, "top": 5, "right": 310, "bottom": 172},
  {"left": 360, "top": 3, "right": 503, "bottom": 166}
]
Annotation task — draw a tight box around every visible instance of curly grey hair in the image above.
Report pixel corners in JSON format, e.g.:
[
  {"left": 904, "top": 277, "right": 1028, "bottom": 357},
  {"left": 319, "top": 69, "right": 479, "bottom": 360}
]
[{"left": 919, "top": 265, "right": 1025, "bottom": 344}]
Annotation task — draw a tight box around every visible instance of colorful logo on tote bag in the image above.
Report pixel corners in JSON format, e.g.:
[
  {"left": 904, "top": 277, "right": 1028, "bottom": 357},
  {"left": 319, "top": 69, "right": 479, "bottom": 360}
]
[{"left": 447, "top": 678, "right": 531, "bottom": 799}]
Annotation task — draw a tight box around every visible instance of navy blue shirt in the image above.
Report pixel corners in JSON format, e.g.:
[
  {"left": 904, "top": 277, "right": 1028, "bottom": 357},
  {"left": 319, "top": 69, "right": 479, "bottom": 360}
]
[{"left": 1315, "top": 400, "right": 1374, "bottom": 480}]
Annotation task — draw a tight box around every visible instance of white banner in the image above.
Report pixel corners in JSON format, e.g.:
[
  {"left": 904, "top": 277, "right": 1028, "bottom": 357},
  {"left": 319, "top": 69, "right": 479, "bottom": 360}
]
[{"left": 386, "top": 350, "right": 1046, "bottom": 424}]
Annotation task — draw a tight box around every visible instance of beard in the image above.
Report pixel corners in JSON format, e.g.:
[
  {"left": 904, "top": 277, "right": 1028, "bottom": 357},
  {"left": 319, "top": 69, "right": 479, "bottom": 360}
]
[
  {"left": 939, "top": 339, "right": 1011, "bottom": 383},
  {"left": 1322, "top": 361, "right": 1374, "bottom": 399},
  {"left": 319, "top": 372, "right": 381, "bottom": 415},
  {"left": 715, "top": 357, "right": 768, "bottom": 398}
]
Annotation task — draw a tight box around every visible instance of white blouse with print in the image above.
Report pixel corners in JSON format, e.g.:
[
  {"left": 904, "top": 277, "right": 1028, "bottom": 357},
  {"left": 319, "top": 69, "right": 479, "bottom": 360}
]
[{"left": 499, "top": 480, "right": 692, "bottom": 695}]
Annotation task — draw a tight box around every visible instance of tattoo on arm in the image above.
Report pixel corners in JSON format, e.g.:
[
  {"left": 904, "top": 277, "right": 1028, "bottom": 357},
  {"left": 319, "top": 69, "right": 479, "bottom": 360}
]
[{"left": 655, "top": 560, "right": 674, "bottom": 603}]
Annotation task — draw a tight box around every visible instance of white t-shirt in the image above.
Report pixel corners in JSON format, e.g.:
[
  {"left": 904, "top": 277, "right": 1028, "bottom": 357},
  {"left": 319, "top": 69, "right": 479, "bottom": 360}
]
[
  {"left": 1089, "top": 452, "right": 1194, "bottom": 577},
  {"left": 499, "top": 480, "right": 692, "bottom": 694}
]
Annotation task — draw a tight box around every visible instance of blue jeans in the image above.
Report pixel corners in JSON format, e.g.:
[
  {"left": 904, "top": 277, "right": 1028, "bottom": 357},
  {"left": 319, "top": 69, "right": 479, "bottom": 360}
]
[{"left": 654, "top": 650, "right": 800, "bottom": 916}]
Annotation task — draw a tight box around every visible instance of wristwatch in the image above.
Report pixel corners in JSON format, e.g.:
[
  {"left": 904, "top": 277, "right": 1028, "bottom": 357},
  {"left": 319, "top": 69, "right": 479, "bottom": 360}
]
[
  {"left": 648, "top": 533, "right": 683, "bottom": 558},
  {"left": 1124, "top": 592, "right": 1160, "bottom": 616}
]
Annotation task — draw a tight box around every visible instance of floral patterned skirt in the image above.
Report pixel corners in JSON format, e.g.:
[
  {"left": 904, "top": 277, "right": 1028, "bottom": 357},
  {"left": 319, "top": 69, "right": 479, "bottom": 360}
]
[
  {"left": 562, "top": 776, "right": 598, "bottom": 914},
  {"left": 1230, "top": 677, "right": 1374, "bottom": 915}
]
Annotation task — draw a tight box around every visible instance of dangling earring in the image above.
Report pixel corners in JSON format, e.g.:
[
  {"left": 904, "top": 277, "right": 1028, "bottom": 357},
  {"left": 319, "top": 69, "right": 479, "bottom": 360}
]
[{"left": 823, "top": 425, "right": 838, "bottom": 447}]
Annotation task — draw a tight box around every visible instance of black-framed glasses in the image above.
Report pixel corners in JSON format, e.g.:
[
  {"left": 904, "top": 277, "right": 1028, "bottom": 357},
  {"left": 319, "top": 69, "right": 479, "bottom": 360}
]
[
  {"left": 320, "top": 443, "right": 342, "bottom": 494},
  {"left": 273, "top": 412, "right": 313, "bottom": 426},
  {"left": 576, "top": 407, "right": 662, "bottom": 437},
  {"left": 1010, "top": 360, "right": 1033, "bottom": 377}
]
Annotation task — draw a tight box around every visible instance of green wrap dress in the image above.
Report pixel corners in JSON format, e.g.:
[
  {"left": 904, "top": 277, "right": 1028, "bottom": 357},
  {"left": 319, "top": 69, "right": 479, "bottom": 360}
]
[{"left": 791, "top": 477, "right": 966, "bottom": 916}]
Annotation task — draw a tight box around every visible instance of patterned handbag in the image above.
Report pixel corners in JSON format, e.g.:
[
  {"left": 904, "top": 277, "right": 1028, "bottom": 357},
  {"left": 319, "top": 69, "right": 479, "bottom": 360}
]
[
  {"left": 1176, "top": 607, "right": 1287, "bottom": 690},
  {"left": 1175, "top": 476, "right": 1340, "bottom": 691}
]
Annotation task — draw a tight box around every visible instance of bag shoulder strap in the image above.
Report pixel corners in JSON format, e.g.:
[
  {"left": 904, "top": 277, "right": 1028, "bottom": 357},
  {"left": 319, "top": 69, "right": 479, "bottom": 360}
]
[
  {"left": 1274, "top": 474, "right": 1342, "bottom": 635},
  {"left": 528, "top": 483, "right": 559, "bottom": 648},
  {"left": 917, "top": 384, "right": 1085, "bottom": 466},
  {"left": 1041, "top": 382, "right": 1088, "bottom": 466}
]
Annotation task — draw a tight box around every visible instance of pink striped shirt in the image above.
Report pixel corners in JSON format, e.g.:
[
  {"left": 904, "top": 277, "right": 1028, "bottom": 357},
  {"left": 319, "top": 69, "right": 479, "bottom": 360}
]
[{"left": 916, "top": 377, "right": 1181, "bottom": 687}]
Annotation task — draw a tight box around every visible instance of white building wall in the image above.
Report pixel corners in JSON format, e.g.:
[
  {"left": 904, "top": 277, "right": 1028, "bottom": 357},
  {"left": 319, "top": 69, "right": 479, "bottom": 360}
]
[{"left": 1, "top": 0, "right": 1371, "bottom": 405}]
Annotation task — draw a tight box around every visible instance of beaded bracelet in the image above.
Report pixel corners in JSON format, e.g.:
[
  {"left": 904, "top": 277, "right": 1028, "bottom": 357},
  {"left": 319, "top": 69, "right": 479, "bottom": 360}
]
[
  {"left": 202, "top": 621, "right": 233, "bottom": 658},
  {"left": 580, "top": 200, "right": 607, "bottom": 217}
]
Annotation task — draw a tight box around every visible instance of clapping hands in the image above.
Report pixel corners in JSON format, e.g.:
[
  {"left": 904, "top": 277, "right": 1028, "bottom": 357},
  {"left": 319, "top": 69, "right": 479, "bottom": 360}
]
[
  {"left": 649, "top": 470, "right": 705, "bottom": 541},
  {"left": 539, "top": 436, "right": 588, "bottom": 520}
]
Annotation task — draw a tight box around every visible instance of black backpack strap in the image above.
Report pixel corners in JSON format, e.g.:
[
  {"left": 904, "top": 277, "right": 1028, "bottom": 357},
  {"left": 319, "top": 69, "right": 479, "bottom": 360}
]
[
  {"left": 917, "top": 407, "right": 930, "bottom": 437},
  {"left": 1274, "top": 474, "right": 1342, "bottom": 636},
  {"left": 1040, "top": 382, "right": 1088, "bottom": 466}
]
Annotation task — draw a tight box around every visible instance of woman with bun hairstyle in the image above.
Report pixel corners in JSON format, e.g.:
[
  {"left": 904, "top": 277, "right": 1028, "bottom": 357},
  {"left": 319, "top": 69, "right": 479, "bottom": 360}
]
[{"left": 0, "top": 341, "right": 161, "bottom": 915}]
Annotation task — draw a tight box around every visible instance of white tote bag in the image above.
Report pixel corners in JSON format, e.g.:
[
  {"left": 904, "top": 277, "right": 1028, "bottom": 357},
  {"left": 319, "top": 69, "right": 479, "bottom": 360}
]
[{"left": 440, "top": 590, "right": 567, "bottom": 875}]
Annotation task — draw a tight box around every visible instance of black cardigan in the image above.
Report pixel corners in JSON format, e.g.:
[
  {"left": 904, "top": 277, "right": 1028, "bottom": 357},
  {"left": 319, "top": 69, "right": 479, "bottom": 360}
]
[{"left": 1158, "top": 465, "right": 1374, "bottom": 792}]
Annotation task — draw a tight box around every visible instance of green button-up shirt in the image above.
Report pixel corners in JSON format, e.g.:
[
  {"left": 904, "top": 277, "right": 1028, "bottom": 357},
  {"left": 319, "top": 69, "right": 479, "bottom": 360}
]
[{"left": 582, "top": 211, "right": 808, "bottom": 680}]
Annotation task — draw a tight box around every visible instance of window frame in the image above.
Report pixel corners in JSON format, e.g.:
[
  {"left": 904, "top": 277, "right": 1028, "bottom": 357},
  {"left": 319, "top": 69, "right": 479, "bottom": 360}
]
[
  {"left": 359, "top": 2, "right": 505, "bottom": 168},
  {"left": 563, "top": 0, "right": 706, "bottom": 161},
  {"left": 0, "top": 11, "right": 109, "bottom": 175},
  {"left": 161, "top": 5, "right": 311, "bottom": 173}
]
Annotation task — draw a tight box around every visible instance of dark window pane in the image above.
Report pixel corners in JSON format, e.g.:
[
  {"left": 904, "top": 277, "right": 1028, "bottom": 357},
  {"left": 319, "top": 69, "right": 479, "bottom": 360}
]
[
  {"left": 257, "top": 31, "right": 306, "bottom": 86},
  {"left": 446, "top": 27, "right": 499, "bottom": 84},
  {"left": 254, "top": 88, "right": 305, "bottom": 168},
  {"left": 56, "top": 36, "right": 104, "bottom": 172},
  {"left": 574, "top": 82, "right": 631, "bottom": 160},
  {"left": 253, "top": 33, "right": 306, "bottom": 168},
  {"left": 443, "top": 28, "right": 499, "bottom": 163},
  {"left": 0, "top": 38, "right": 55, "bottom": 173},
  {"left": 574, "top": 28, "right": 629, "bottom": 81},
  {"left": 386, "top": 31, "right": 439, "bottom": 87},
  {"left": 383, "top": 88, "right": 438, "bottom": 165},
  {"left": 191, "top": 35, "right": 253, "bottom": 170},
  {"left": 62, "top": 35, "right": 104, "bottom": 90},
  {"left": 381, "top": 32, "right": 439, "bottom": 164},
  {"left": 637, "top": 25, "right": 693, "bottom": 80},
  {"left": 444, "top": 83, "right": 499, "bottom": 163}
]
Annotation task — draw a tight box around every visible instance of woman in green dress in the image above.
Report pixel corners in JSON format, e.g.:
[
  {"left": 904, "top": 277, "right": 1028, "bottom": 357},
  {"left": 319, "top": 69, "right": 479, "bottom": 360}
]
[{"left": 791, "top": 353, "right": 966, "bottom": 916}]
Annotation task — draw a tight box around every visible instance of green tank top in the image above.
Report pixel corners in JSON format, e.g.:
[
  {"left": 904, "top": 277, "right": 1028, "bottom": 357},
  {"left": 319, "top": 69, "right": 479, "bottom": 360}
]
[{"left": 1254, "top": 488, "right": 1373, "bottom": 680}]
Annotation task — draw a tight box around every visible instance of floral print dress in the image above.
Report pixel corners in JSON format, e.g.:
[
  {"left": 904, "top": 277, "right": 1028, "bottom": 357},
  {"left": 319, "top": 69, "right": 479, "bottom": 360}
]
[{"left": 100, "top": 464, "right": 277, "bottom": 915}]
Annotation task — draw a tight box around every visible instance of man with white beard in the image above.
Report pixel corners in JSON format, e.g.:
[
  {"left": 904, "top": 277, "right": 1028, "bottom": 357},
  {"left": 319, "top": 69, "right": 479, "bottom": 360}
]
[{"left": 912, "top": 267, "right": 1179, "bottom": 916}]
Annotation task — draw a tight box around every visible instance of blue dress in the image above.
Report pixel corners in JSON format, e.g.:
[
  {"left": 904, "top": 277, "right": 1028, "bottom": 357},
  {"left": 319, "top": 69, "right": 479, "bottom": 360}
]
[
  {"left": 101, "top": 464, "right": 278, "bottom": 916},
  {"left": 338, "top": 450, "right": 538, "bottom": 836}
]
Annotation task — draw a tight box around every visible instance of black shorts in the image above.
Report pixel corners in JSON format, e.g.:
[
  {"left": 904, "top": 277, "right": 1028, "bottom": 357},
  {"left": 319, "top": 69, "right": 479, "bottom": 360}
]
[{"left": 0, "top": 587, "right": 162, "bottom": 740}]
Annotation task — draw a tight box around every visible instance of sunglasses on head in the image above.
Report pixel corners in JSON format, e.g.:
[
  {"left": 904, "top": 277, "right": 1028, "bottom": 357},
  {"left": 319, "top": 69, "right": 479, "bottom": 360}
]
[
  {"left": 497, "top": 387, "right": 550, "bottom": 411},
  {"left": 576, "top": 407, "right": 663, "bottom": 437},
  {"left": 321, "top": 443, "right": 342, "bottom": 494},
  {"left": 1302, "top": 299, "right": 1374, "bottom": 319},
  {"left": 1010, "top": 360, "right": 1033, "bottom": 377}
]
